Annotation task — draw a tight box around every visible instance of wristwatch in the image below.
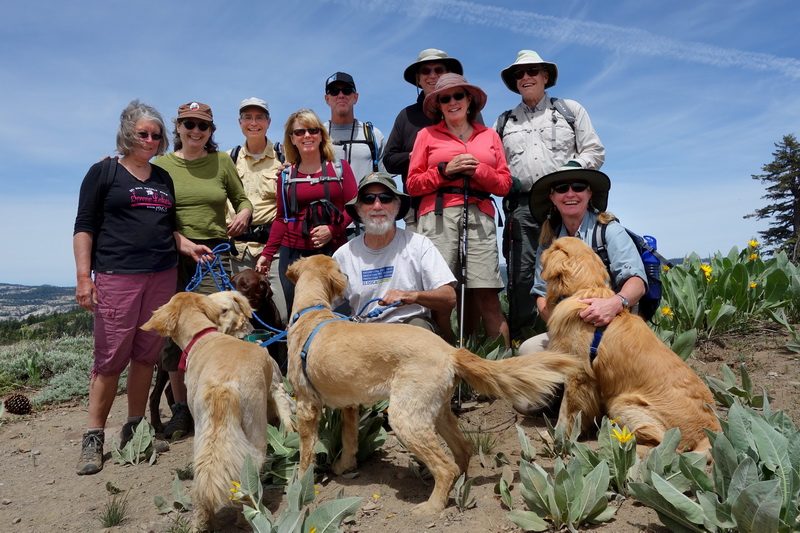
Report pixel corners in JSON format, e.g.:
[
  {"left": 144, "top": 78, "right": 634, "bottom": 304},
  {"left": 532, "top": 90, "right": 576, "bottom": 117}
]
[{"left": 617, "top": 294, "right": 629, "bottom": 310}]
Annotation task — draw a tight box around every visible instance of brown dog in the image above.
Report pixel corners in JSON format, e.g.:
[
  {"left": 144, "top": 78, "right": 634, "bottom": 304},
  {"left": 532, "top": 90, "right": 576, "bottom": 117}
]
[
  {"left": 231, "top": 269, "right": 284, "bottom": 362},
  {"left": 285, "top": 255, "right": 579, "bottom": 515},
  {"left": 538, "top": 237, "right": 720, "bottom": 457},
  {"left": 142, "top": 292, "right": 274, "bottom": 531}
]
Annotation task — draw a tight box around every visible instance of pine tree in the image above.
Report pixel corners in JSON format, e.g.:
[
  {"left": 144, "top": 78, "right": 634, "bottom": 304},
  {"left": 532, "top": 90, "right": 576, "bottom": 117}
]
[{"left": 744, "top": 134, "right": 800, "bottom": 262}]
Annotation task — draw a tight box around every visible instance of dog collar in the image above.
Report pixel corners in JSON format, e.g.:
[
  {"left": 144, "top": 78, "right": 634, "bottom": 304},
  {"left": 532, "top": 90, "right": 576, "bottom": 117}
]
[
  {"left": 179, "top": 327, "right": 217, "bottom": 372},
  {"left": 589, "top": 325, "right": 607, "bottom": 365},
  {"left": 289, "top": 305, "right": 327, "bottom": 326}
]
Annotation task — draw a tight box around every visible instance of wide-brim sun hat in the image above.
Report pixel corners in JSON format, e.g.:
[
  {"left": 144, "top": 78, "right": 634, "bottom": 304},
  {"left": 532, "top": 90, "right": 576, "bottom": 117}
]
[
  {"left": 422, "top": 73, "right": 487, "bottom": 120},
  {"left": 403, "top": 48, "right": 464, "bottom": 86},
  {"left": 500, "top": 50, "right": 558, "bottom": 93},
  {"left": 529, "top": 167, "right": 611, "bottom": 224},
  {"left": 345, "top": 172, "right": 411, "bottom": 223}
]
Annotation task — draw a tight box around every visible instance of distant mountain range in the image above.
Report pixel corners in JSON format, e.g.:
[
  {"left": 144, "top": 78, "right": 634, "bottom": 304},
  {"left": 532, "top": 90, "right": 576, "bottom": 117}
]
[{"left": 0, "top": 283, "right": 77, "bottom": 322}]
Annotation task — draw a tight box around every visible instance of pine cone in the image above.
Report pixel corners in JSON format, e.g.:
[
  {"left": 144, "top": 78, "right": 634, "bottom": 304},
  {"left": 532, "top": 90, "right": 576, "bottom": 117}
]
[{"left": 4, "top": 393, "right": 33, "bottom": 415}]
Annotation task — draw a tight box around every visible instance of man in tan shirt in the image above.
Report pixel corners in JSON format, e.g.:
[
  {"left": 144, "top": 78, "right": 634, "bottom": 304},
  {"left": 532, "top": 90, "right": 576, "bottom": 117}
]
[{"left": 227, "top": 97, "right": 286, "bottom": 323}]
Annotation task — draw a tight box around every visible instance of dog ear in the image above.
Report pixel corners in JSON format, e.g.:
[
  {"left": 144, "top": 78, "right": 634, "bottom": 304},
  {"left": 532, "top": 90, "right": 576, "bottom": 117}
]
[
  {"left": 328, "top": 261, "right": 348, "bottom": 299},
  {"left": 258, "top": 273, "right": 271, "bottom": 295},
  {"left": 199, "top": 294, "right": 224, "bottom": 324},
  {"left": 141, "top": 297, "right": 180, "bottom": 336},
  {"left": 231, "top": 291, "right": 253, "bottom": 318},
  {"left": 286, "top": 257, "right": 304, "bottom": 284}
]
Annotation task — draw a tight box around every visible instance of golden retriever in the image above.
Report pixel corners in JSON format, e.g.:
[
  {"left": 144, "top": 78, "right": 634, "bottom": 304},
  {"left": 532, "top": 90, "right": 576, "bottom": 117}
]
[
  {"left": 142, "top": 292, "right": 276, "bottom": 531},
  {"left": 207, "top": 290, "right": 295, "bottom": 430},
  {"left": 537, "top": 237, "right": 720, "bottom": 457},
  {"left": 284, "top": 255, "right": 579, "bottom": 515}
]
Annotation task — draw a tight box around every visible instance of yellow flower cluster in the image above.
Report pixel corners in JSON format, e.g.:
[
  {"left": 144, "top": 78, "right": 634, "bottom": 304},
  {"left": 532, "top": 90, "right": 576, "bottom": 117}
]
[
  {"left": 700, "top": 264, "right": 713, "bottom": 282},
  {"left": 750, "top": 282, "right": 757, "bottom": 288},
  {"left": 229, "top": 480, "right": 243, "bottom": 501},
  {"left": 660, "top": 306, "right": 674, "bottom": 318}
]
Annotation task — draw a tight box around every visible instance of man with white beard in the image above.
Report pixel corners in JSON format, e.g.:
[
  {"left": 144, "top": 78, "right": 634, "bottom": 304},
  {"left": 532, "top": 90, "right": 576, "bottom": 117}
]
[{"left": 333, "top": 172, "right": 456, "bottom": 337}]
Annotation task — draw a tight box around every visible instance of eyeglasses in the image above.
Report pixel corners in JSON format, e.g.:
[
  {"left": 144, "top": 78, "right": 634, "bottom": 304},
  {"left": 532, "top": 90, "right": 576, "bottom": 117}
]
[
  {"left": 292, "top": 127, "right": 321, "bottom": 137},
  {"left": 551, "top": 181, "right": 589, "bottom": 194},
  {"left": 180, "top": 120, "right": 211, "bottom": 131},
  {"left": 420, "top": 66, "right": 446, "bottom": 76},
  {"left": 134, "top": 131, "right": 163, "bottom": 141},
  {"left": 326, "top": 87, "right": 354, "bottom": 96},
  {"left": 437, "top": 92, "right": 467, "bottom": 104},
  {"left": 360, "top": 192, "right": 396, "bottom": 204},
  {"left": 513, "top": 66, "right": 546, "bottom": 80}
]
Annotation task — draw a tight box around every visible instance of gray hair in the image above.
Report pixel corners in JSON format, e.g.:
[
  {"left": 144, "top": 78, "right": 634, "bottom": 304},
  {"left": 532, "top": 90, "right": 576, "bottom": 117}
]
[{"left": 116, "top": 100, "right": 169, "bottom": 156}]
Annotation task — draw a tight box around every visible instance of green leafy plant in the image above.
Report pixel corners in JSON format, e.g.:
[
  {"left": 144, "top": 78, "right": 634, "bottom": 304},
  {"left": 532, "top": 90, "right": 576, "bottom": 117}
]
[
  {"left": 460, "top": 422, "right": 499, "bottom": 456},
  {"left": 165, "top": 514, "right": 193, "bottom": 533},
  {"left": 231, "top": 455, "right": 361, "bottom": 532},
  {"left": 154, "top": 474, "right": 193, "bottom": 514},
  {"left": 111, "top": 418, "right": 159, "bottom": 466},
  {"left": 537, "top": 413, "right": 583, "bottom": 459},
  {"left": 629, "top": 401, "right": 800, "bottom": 532},
  {"left": 453, "top": 473, "right": 476, "bottom": 511},
  {"left": 508, "top": 456, "right": 616, "bottom": 532},
  {"left": 494, "top": 464, "right": 515, "bottom": 511},
  {"left": 705, "top": 363, "right": 773, "bottom": 408},
  {"left": 98, "top": 493, "right": 130, "bottom": 528}
]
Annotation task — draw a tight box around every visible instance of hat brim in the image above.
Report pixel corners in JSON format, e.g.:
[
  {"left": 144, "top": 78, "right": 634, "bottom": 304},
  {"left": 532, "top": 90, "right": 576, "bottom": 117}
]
[
  {"left": 500, "top": 62, "right": 558, "bottom": 93},
  {"left": 422, "top": 83, "right": 487, "bottom": 120},
  {"left": 528, "top": 168, "right": 610, "bottom": 224},
  {"left": 179, "top": 111, "right": 213, "bottom": 122},
  {"left": 403, "top": 58, "right": 464, "bottom": 86}
]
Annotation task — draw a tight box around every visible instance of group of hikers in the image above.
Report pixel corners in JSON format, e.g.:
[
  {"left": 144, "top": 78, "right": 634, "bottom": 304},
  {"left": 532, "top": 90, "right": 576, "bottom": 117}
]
[{"left": 72, "top": 47, "right": 652, "bottom": 477}]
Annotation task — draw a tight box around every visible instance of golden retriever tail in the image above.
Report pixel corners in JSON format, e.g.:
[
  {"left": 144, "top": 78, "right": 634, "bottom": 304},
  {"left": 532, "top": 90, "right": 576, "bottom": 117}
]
[
  {"left": 192, "top": 383, "right": 263, "bottom": 516},
  {"left": 453, "top": 349, "right": 578, "bottom": 408}
]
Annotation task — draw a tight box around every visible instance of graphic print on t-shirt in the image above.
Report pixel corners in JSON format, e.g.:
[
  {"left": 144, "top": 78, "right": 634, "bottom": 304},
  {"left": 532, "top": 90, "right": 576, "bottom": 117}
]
[
  {"left": 129, "top": 185, "right": 174, "bottom": 213},
  {"left": 362, "top": 266, "right": 394, "bottom": 285}
]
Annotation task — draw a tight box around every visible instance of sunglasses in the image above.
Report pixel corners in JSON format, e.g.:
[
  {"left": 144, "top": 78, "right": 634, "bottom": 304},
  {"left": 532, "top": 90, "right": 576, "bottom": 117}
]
[
  {"left": 134, "top": 131, "right": 163, "bottom": 141},
  {"left": 360, "top": 192, "right": 396, "bottom": 204},
  {"left": 437, "top": 92, "right": 467, "bottom": 105},
  {"left": 513, "top": 66, "right": 546, "bottom": 80},
  {"left": 552, "top": 181, "right": 589, "bottom": 194},
  {"left": 326, "top": 87, "right": 354, "bottom": 96},
  {"left": 180, "top": 120, "right": 211, "bottom": 131},
  {"left": 292, "top": 127, "right": 321, "bottom": 137},
  {"left": 420, "top": 65, "right": 446, "bottom": 76}
]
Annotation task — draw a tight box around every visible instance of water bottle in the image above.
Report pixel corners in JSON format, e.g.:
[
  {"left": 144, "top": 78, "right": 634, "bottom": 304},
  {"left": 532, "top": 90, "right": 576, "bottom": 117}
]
[{"left": 642, "top": 235, "right": 662, "bottom": 299}]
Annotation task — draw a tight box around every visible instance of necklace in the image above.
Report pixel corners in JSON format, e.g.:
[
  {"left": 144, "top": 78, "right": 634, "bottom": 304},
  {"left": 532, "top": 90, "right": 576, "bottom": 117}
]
[{"left": 448, "top": 123, "right": 473, "bottom": 141}]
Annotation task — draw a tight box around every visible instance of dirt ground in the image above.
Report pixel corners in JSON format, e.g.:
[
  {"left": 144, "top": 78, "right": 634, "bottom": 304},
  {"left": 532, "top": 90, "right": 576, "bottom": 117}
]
[{"left": 1, "top": 328, "right": 798, "bottom": 533}]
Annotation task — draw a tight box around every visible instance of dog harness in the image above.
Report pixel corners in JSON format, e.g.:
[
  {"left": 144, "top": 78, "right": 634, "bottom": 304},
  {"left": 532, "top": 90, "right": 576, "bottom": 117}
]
[
  {"left": 179, "top": 327, "right": 217, "bottom": 372},
  {"left": 589, "top": 325, "right": 606, "bottom": 365}
]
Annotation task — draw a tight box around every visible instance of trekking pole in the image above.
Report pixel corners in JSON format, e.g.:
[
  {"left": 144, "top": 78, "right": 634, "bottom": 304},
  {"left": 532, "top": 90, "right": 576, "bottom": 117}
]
[
  {"left": 503, "top": 195, "right": 518, "bottom": 341},
  {"left": 457, "top": 174, "right": 470, "bottom": 410}
]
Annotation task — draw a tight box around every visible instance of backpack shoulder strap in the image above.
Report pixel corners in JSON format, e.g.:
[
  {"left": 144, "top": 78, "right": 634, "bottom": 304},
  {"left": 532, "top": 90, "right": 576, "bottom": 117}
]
[
  {"left": 96, "top": 157, "right": 118, "bottom": 210},
  {"left": 591, "top": 222, "right": 611, "bottom": 270},
  {"left": 230, "top": 145, "right": 242, "bottom": 164},
  {"left": 332, "top": 158, "right": 343, "bottom": 180},
  {"left": 362, "top": 121, "right": 378, "bottom": 172},
  {"left": 550, "top": 97, "right": 576, "bottom": 132},
  {"left": 273, "top": 141, "right": 285, "bottom": 163},
  {"left": 496, "top": 110, "right": 513, "bottom": 138}
]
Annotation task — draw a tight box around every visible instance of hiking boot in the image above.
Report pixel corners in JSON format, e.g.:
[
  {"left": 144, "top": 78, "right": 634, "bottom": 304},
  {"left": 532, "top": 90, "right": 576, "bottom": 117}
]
[
  {"left": 120, "top": 419, "right": 170, "bottom": 452},
  {"left": 163, "top": 403, "right": 193, "bottom": 439},
  {"left": 76, "top": 430, "right": 105, "bottom": 476}
]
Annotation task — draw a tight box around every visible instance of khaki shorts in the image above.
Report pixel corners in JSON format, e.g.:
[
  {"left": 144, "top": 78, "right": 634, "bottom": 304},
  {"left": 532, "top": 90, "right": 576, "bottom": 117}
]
[{"left": 418, "top": 204, "right": 503, "bottom": 290}]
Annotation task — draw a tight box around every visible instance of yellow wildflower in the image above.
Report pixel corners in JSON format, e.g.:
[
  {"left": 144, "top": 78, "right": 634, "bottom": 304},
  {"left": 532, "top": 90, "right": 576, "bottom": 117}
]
[
  {"left": 372, "top": 494, "right": 381, "bottom": 499},
  {"left": 749, "top": 253, "right": 758, "bottom": 261},
  {"left": 611, "top": 426, "right": 635, "bottom": 443},
  {"left": 700, "top": 264, "right": 712, "bottom": 281},
  {"left": 750, "top": 282, "right": 757, "bottom": 288},
  {"left": 229, "top": 480, "right": 243, "bottom": 501},
  {"left": 749, "top": 239, "right": 758, "bottom": 247},
  {"left": 309, "top": 526, "right": 317, "bottom": 533},
  {"left": 661, "top": 306, "right": 673, "bottom": 318},
  {"left": 662, "top": 264, "right": 670, "bottom": 272},
  {"left": 385, "top": 514, "right": 396, "bottom": 519}
]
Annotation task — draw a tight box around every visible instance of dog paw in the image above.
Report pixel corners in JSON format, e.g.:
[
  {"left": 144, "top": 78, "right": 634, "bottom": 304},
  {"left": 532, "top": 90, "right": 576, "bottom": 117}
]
[
  {"left": 411, "top": 501, "right": 445, "bottom": 516},
  {"left": 332, "top": 457, "right": 357, "bottom": 476}
]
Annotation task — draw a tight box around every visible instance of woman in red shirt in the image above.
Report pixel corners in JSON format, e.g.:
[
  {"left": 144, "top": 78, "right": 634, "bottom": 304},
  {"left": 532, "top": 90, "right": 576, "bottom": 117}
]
[
  {"left": 256, "top": 109, "right": 357, "bottom": 314},
  {"left": 407, "top": 74, "right": 512, "bottom": 348}
]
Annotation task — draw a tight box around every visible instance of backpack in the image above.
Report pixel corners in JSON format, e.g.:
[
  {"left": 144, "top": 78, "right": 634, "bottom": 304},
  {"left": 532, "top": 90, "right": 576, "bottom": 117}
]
[
  {"left": 326, "top": 120, "right": 379, "bottom": 172},
  {"left": 281, "top": 160, "right": 345, "bottom": 238},
  {"left": 495, "top": 97, "right": 575, "bottom": 138},
  {"left": 230, "top": 141, "right": 285, "bottom": 164},
  {"left": 591, "top": 220, "right": 674, "bottom": 322}
]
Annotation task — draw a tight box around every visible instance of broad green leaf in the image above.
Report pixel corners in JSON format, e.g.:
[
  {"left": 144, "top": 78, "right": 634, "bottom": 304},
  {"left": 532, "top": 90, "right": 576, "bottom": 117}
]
[
  {"left": 506, "top": 510, "right": 549, "bottom": 531},
  {"left": 240, "top": 455, "right": 262, "bottom": 496},
  {"left": 726, "top": 456, "right": 759, "bottom": 505},
  {"left": 670, "top": 328, "right": 698, "bottom": 360},
  {"left": 497, "top": 478, "right": 514, "bottom": 510},
  {"left": 628, "top": 482, "right": 704, "bottom": 532},
  {"left": 710, "top": 434, "right": 738, "bottom": 500},
  {"left": 731, "top": 480, "right": 782, "bottom": 533},
  {"left": 651, "top": 473, "right": 706, "bottom": 525},
  {"left": 304, "top": 496, "right": 362, "bottom": 533},
  {"left": 516, "top": 424, "right": 536, "bottom": 462},
  {"left": 696, "top": 491, "right": 735, "bottom": 529},
  {"left": 678, "top": 454, "right": 713, "bottom": 493}
]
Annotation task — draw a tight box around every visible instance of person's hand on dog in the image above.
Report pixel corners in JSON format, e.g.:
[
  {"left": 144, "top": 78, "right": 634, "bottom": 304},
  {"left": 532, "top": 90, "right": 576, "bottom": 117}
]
[
  {"left": 227, "top": 208, "right": 252, "bottom": 237},
  {"left": 254, "top": 255, "right": 270, "bottom": 275},
  {"left": 578, "top": 296, "right": 624, "bottom": 328},
  {"left": 75, "top": 276, "right": 97, "bottom": 312},
  {"left": 379, "top": 289, "right": 416, "bottom": 307},
  {"left": 310, "top": 225, "right": 332, "bottom": 249}
]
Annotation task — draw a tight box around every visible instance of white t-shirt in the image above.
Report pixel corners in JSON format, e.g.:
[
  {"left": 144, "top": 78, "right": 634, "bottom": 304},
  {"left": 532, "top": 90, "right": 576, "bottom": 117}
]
[{"left": 333, "top": 228, "right": 456, "bottom": 323}]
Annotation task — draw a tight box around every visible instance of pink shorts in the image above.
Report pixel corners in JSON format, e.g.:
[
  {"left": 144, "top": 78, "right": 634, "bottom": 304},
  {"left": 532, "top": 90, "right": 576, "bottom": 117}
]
[{"left": 92, "top": 269, "right": 177, "bottom": 376}]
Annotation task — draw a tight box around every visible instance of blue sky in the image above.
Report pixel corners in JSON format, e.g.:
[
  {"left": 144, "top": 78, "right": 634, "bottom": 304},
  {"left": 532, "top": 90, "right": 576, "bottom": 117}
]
[{"left": 2, "top": 0, "right": 798, "bottom": 286}]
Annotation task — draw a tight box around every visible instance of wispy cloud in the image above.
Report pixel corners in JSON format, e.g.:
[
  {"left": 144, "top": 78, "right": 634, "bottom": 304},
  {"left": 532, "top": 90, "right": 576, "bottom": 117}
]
[{"left": 324, "top": 0, "right": 800, "bottom": 81}]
